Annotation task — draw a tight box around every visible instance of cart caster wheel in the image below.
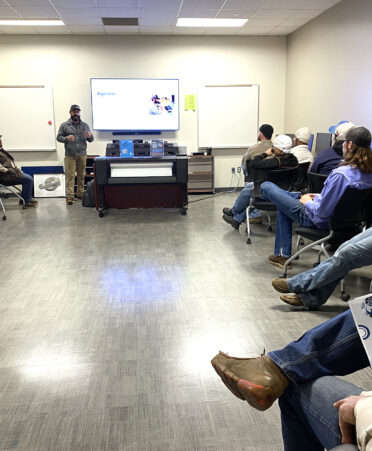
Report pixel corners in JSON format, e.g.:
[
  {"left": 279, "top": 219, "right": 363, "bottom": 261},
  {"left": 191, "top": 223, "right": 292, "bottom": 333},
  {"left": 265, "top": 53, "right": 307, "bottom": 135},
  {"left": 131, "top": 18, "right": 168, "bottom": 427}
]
[
  {"left": 267, "top": 226, "right": 272, "bottom": 232},
  {"left": 299, "top": 238, "right": 305, "bottom": 245},
  {"left": 99, "top": 211, "right": 104, "bottom": 218},
  {"left": 246, "top": 238, "right": 251, "bottom": 244},
  {"left": 2, "top": 216, "right": 6, "bottom": 221},
  {"left": 341, "top": 293, "right": 350, "bottom": 302}
]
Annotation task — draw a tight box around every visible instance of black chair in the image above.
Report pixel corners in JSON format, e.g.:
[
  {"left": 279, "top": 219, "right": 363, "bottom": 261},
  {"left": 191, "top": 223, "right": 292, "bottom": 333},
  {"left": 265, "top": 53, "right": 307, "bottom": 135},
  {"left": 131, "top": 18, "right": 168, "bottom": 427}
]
[
  {"left": 280, "top": 188, "right": 372, "bottom": 294},
  {"left": 292, "top": 162, "right": 311, "bottom": 192},
  {"left": 246, "top": 166, "right": 298, "bottom": 244},
  {"left": 314, "top": 132, "right": 332, "bottom": 155},
  {"left": 0, "top": 180, "right": 25, "bottom": 221},
  {"left": 307, "top": 172, "right": 328, "bottom": 193}
]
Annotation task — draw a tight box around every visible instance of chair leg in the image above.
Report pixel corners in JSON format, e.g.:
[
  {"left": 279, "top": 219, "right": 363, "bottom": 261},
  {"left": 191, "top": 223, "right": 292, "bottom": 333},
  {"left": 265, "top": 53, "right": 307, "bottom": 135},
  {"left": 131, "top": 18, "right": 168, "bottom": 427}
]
[
  {"left": 0, "top": 197, "right": 6, "bottom": 221},
  {"left": 266, "top": 212, "right": 272, "bottom": 232},
  {"left": 1, "top": 185, "right": 25, "bottom": 207},
  {"left": 246, "top": 199, "right": 254, "bottom": 244},
  {"left": 340, "top": 279, "right": 350, "bottom": 302}
]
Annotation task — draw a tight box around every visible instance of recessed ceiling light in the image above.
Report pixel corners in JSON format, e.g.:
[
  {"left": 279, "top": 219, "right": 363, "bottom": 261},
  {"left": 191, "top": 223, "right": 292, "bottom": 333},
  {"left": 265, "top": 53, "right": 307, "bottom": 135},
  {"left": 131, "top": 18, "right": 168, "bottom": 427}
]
[
  {"left": 177, "top": 18, "right": 248, "bottom": 27},
  {"left": 0, "top": 19, "right": 64, "bottom": 26}
]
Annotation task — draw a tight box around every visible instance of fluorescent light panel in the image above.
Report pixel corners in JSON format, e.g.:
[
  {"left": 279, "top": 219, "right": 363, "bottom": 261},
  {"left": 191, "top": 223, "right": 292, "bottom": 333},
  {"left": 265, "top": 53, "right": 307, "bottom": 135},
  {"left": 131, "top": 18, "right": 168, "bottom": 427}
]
[
  {"left": 0, "top": 19, "right": 64, "bottom": 26},
  {"left": 177, "top": 18, "right": 248, "bottom": 27}
]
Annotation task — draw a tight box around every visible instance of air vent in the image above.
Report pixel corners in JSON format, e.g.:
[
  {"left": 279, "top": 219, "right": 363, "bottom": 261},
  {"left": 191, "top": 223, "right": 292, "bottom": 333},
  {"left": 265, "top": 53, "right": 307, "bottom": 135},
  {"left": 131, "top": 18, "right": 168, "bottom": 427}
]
[{"left": 102, "top": 18, "right": 138, "bottom": 26}]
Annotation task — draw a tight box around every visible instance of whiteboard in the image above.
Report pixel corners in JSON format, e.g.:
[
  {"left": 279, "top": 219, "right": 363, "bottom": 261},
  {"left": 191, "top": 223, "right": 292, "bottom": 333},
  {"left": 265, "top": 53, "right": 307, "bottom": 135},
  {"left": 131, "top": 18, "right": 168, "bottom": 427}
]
[
  {"left": 0, "top": 86, "right": 56, "bottom": 151},
  {"left": 198, "top": 84, "right": 259, "bottom": 148}
]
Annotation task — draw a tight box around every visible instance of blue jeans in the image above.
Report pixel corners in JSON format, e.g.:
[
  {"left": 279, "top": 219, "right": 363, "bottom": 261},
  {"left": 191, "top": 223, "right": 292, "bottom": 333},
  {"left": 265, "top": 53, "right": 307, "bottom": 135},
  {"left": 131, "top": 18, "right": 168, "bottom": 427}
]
[
  {"left": 287, "top": 227, "right": 372, "bottom": 309},
  {"left": 268, "top": 310, "right": 369, "bottom": 385},
  {"left": 231, "top": 182, "right": 261, "bottom": 223},
  {"left": 260, "top": 181, "right": 316, "bottom": 257},
  {"left": 280, "top": 376, "right": 362, "bottom": 451},
  {"left": 11, "top": 173, "right": 33, "bottom": 202}
]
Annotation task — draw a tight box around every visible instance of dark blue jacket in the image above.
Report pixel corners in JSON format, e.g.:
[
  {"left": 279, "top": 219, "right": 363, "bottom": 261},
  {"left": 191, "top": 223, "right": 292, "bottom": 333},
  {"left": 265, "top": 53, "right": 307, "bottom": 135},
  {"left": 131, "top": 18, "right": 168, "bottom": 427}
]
[{"left": 311, "top": 147, "right": 342, "bottom": 175}]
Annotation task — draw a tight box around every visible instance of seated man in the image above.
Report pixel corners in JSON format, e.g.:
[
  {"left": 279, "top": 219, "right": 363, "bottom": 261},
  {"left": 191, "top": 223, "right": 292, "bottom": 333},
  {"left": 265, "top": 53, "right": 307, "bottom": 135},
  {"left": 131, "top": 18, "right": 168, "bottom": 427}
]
[
  {"left": 311, "top": 121, "right": 354, "bottom": 175},
  {"left": 261, "top": 126, "right": 372, "bottom": 269},
  {"left": 223, "top": 124, "right": 274, "bottom": 226},
  {"left": 290, "top": 126, "right": 314, "bottom": 165},
  {"left": 223, "top": 135, "right": 297, "bottom": 229},
  {"left": 0, "top": 134, "right": 37, "bottom": 208},
  {"left": 211, "top": 309, "right": 372, "bottom": 450},
  {"left": 272, "top": 226, "right": 372, "bottom": 308}
]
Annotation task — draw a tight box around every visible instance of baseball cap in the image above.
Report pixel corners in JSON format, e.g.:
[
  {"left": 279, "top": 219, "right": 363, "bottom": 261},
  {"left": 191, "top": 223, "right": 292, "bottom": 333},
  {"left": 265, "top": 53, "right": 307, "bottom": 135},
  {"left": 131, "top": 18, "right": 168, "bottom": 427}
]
[
  {"left": 259, "top": 124, "right": 274, "bottom": 140},
  {"left": 70, "top": 104, "right": 81, "bottom": 111},
  {"left": 295, "top": 126, "right": 312, "bottom": 144},
  {"left": 334, "top": 121, "right": 355, "bottom": 141},
  {"left": 272, "top": 135, "right": 293, "bottom": 153},
  {"left": 344, "top": 126, "right": 371, "bottom": 147}
]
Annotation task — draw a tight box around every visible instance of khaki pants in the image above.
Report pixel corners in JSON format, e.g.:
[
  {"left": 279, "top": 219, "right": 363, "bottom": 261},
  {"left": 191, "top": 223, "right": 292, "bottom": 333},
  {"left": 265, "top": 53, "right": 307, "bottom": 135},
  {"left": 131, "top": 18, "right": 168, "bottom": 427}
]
[{"left": 65, "top": 155, "right": 87, "bottom": 199}]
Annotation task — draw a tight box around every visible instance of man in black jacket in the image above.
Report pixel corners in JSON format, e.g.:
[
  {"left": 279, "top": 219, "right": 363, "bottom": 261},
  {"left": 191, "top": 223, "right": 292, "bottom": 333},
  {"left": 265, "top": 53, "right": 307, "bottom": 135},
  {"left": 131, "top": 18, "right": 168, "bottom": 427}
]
[
  {"left": 222, "top": 135, "right": 298, "bottom": 229},
  {"left": 0, "top": 135, "right": 37, "bottom": 208}
]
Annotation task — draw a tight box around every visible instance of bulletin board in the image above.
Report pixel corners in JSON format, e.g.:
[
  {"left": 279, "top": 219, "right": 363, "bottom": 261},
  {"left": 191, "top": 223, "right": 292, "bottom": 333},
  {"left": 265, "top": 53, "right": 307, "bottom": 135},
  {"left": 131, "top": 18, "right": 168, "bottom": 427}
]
[
  {"left": 198, "top": 84, "right": 259, "bottom": 148},
  {"left": 0, "top": 86, "right": 56, "bottom": 151}
]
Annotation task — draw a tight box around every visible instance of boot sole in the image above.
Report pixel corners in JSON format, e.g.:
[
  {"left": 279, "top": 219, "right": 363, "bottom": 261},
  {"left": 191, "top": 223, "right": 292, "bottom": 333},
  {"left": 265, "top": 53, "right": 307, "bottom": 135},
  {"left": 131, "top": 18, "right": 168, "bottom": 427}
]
[
  {"left": 272, "top": 280, "right": 290, "bottom": 293},
  {"left": 280, "top": 294, "right": 304, "bottom": 307},
  {"left": 268, "top": 260, "right": 292, "bottom": 270},
  {"left": 211, "top": 357, "right": 275, "bottom": 411}
]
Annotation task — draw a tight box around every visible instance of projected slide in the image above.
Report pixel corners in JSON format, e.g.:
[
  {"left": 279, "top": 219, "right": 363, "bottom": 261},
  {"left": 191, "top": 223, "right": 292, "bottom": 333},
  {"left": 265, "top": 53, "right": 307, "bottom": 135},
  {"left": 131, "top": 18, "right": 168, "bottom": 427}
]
[{"left": 91, "top": 78, "right": 179, "bottom": 131}]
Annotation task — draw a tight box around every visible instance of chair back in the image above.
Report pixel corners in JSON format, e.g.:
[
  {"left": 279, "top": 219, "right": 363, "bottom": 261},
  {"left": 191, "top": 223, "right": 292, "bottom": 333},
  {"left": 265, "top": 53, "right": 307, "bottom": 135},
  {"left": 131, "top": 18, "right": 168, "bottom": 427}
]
[
  {"left": 315, "top": 132, "right": 332, "bottom": 155},
  {"left": 307, "top": 172, "right": 328, "bottom": 193},
  {"left": 292, "top": 162, "right": 311, "bottom": 191},
  {"left": 251, "top": 167, "right": 298, "bottom": 194},
  {"left": 330, "top": 187, "right": 372, "bottom": 238}
]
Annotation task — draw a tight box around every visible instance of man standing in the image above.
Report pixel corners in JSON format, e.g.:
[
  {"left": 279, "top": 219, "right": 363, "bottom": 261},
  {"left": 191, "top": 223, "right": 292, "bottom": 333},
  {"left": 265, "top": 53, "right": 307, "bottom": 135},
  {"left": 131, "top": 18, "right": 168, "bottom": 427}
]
[
  {"left": 0, "top": 134, "right": 37, "bottom": 208},
  {"left": 57, "top": 105, "right": 94, "bottom": 205},
  {"left": 223, "top": 124, "right": 274, "bottom": 225}
]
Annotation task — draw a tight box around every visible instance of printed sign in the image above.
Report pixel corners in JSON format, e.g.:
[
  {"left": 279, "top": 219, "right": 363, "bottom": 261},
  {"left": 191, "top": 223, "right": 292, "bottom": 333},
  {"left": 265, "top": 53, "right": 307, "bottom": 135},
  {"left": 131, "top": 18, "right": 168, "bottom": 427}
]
[{"left": 349, "top": 293, "right": 372, "bottom": 365}]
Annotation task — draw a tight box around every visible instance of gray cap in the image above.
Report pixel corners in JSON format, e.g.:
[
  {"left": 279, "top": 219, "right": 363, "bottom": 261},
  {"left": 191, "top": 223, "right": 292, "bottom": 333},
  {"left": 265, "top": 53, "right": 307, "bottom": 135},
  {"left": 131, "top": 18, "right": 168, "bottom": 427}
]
[
  {"left": 70, "top": 104, "right": 81, "bottom": 111},
  {"left": 345, "top": 126, "right": 371, "bottom": 147}
]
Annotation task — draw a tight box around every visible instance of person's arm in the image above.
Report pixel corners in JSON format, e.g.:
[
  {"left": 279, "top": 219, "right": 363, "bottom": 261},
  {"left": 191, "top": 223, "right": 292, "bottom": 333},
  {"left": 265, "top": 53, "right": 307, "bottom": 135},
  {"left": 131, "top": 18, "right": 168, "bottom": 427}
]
[
  {"left": 355, "top": 392, "right": 372, "bottom": 450},
  {"left": 249, "top": 152, "right": 279, "bottom": 170},
  {"left": 304, "top": 172, "right": 347, "bottom": 219},
  {"left": 84, "top": 124, "right": 94, "bottom": 143},
  {"left": 56, "top": 123, "right": 68, "bottom": 143}
]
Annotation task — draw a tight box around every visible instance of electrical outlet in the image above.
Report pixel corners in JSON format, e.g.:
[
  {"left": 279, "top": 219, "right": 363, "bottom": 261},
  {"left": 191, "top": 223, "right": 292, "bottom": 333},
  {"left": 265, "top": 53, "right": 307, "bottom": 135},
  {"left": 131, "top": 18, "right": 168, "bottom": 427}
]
[
  {"left": 237, "top": 166, "right": 241, "bottom": 173},
  {"left": 231, "top": 167, "right": 235, "bottom": 174}
]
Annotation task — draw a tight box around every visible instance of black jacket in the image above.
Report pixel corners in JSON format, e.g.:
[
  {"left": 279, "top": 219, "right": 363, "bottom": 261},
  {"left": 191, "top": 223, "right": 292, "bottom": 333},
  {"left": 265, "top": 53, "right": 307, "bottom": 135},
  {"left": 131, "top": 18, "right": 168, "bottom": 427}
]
[{"left": 248, "top": 152, "right": 298, "bottom": 170}]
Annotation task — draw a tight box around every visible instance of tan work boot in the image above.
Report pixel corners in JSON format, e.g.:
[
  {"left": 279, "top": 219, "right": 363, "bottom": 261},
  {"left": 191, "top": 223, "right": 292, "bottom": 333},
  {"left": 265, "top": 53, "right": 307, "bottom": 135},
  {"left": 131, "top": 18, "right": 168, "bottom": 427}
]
[
  {"left": 272, "top": 278, "right": 290, "bottom": 293},
  {"left": 249, "top": 217, "right": 262, "bottom": 224},
  {"left": 268, "top": 255, "right": 292, "bottom": 270},
  {"left": 211, "top": 351, "right": 289, "bottom": 411},
  {"left": 280, "top": 293, "right": 304, "bottom": 306}
]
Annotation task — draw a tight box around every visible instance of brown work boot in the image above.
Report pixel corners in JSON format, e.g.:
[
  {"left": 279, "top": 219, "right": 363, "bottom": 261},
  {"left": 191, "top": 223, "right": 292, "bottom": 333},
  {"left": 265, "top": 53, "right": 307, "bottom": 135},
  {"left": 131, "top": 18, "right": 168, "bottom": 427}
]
[
  {"left": 268, "top": 255, "right": 292, "bottom": 270},
  {"left": 66, "top": 197, "right": 74, "bottom": 205},
  {"left": 249, "top": 217, "right": 262, "bottom": 224},
  {"left": 211, "top": 351, "right": 289, "bottom": 411},
  {"left": 24, "top": 201, "right": 37, "bottom": 208},
  {"left": 280, "top": 294, "right": 304, "bottom": 307},
  {"left": 272, "top": 278, "right": 290, "bottom": 293}
]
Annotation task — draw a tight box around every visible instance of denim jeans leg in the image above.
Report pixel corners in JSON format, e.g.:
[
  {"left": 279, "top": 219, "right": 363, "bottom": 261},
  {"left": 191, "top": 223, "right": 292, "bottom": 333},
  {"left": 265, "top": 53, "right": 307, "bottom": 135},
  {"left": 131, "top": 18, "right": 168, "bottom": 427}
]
[
  {"left": 14, "top": 174, "right": 33, "bottom": 202},
  {"left": 268, "top": 310, "right": 369, "bottom": 385},
  {"left": 261, "top": 182, "right": 315, "bottom": 258},
  {"left": 231, "top": 182, "right": 261, "bottom": 222},
  {"left": 287, "top": 227, "right": 372, "bottom": 308},
  {"left": 279, "top": 376, "right": 362, "bottom": 451}
]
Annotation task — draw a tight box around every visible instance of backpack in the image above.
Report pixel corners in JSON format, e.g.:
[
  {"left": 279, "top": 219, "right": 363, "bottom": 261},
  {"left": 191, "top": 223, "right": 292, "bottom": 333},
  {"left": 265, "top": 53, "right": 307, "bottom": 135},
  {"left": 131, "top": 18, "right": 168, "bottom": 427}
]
[{"left": 82, "top": 179, "right": 95, "bottom": 207}]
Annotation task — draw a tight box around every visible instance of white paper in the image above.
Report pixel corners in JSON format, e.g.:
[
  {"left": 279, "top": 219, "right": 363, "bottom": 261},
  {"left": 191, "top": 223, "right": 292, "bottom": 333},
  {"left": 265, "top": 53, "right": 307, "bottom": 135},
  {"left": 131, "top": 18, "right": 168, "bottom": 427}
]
[
  {"left": 349, "top": 293, "right": 372, "bottom": 365},
  {"left": 110, "top": 162, "right": 173, "bottom": 178}
]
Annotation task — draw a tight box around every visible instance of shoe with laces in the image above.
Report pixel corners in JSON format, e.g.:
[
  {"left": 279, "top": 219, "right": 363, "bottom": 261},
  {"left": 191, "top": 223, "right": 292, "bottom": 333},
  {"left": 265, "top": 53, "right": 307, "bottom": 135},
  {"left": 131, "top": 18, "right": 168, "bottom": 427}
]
[
  {"left": 211, "top": 351, "right": 289, "bottom": 411},
  {"left": 66, "top": 197, "right": 74, "bottom": 205},
  {"left": 272, "top": 278, "right": 290, "bottom": 293},
  {"left": 222, "top": 214, "right": 240, "bottom": 229},
  {"left": 268, "top": 255, "right": 292, "bottom": 270},
  {"left": 223, "top": 207, "right": 233, "bottom": 216}
]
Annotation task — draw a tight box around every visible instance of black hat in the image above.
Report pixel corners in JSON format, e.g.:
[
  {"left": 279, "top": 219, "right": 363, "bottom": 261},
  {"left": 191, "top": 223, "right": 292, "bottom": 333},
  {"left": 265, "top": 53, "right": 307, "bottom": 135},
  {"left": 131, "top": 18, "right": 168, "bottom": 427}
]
[
  {"left": 345, "top": 126, "right": 371, "bottom": 148},
  {"left": 70, "top": 104, "right": 81, "bottom": 111},
  {"left": 259, "top": 124, "right": 274, "bottom": 140}
]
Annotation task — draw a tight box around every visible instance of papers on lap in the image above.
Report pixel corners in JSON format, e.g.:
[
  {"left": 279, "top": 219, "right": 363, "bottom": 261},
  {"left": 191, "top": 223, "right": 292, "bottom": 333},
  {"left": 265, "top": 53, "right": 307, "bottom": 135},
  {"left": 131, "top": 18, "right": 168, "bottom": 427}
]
[{"left": 349, "top": 293, "right": 372, "bottom": 365}]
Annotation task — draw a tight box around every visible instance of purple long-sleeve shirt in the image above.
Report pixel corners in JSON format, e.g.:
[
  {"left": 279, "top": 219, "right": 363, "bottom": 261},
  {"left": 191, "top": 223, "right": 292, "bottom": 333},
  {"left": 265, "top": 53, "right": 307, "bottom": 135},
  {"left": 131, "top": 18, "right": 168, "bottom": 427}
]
[{"left": 305, "top": 165, "right": 372, "bottom": 229}]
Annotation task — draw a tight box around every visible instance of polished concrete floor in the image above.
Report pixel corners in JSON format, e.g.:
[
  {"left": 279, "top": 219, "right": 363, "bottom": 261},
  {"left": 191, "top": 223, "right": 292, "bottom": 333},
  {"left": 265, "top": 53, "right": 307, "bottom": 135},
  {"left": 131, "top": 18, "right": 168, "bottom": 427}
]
[{"left": 1, "top": 194, "right": 371, "bottom": 451}]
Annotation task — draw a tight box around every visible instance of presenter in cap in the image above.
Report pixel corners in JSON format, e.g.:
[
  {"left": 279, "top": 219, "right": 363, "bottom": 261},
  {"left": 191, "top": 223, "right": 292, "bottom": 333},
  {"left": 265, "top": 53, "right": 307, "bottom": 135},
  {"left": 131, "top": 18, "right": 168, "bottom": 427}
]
[{"left": 57, "top": 104, "right": 94, "bottom": 205}]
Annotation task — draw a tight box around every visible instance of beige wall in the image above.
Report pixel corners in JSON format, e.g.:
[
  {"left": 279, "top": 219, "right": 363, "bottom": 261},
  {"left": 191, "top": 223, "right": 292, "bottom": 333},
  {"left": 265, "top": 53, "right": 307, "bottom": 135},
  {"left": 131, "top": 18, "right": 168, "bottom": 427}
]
[
  {"left": 0, "top": 34, "right": 286, "bottom": 188},
  {"left": 285, "top": 0, "right": 372, "bottom": 135}
]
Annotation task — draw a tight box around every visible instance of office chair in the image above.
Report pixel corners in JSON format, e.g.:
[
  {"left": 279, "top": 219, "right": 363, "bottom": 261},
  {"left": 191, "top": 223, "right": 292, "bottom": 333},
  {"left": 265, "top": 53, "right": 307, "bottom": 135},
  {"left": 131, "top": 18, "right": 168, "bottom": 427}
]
[
  {"left": 292, "top": 162, "right": 311, "bottom": 192},
  {"left": 0, "top": 182, "right": 26, "bottom": 221},
  {"left": 280, "top": 188, "right": 372, "bottom": 302},
  {"left": 314, "top": 132, "right": 332, "bottom": 155},
  {"left": 307, "top": 172, "right": 328, "bottom": 193},
  {"left": 246, "top": 166, "right": 298, "bottom": 244}
]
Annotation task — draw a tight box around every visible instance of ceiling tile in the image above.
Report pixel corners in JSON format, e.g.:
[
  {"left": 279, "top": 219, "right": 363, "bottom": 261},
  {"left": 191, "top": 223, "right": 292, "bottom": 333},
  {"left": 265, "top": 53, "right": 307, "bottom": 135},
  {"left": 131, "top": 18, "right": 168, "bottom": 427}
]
[
  {"left": 236, "top": 27, "right": 272, "bottom": 35},
  {"left": 0, "top": 7, "right": 19, "bottom": 17},
  {"left": 178, "top": 9, "right": 220, "bottom": 18},
  {"left": 6, "top": 0, "right": 51, "bottom": 5},
  {"left": 139, "top": 0, "right": 182, "bottom": 9},
  {"left": 279, "top": 18, "right": 309, "bottom": 27},
  {"left": 173, "top": 27, "right": 206, "bottom": 34},
  {"left": 139, "top": 17, "right": 175, "bottom": 26},
  {"left": 69, "top": 26, "right": 105, "bottom": 33},
  {"left": 244, "top": 18, "right": 282, "bottom": 27},
  {"left": 52, "top": 0, "right": 96, "bottom": 7},
  {"left": 11, "top": 7, "right": 59, "bottom": 18},
  {"left": 253, "top": 9, "right": 296, "bottom": 19},
  {"left": 139, "top": 26, "right": 173, "bottom": 34},
  {"left": 269, "top": 25, "right": 298, "bottom": 35},
  {"left": 139, "top": 8, "right": 178, "bottom": 18},
  {"left": 103, "top": 25, "right": 139, "bottom": 33},
  {"left": 34, "top": 26, "right": 71, "bottom": 33},
  {"left": 216, "top": 10, "right": 258, "bottom": 19},
  {"left": 290, "top": 9, "right": 323, "bottom": 19},
  {"left": 223, "top": 0, "right": 267, "bottom": 9},
  {"left": 62, "top": 16, "right": 102, "bottom": 26},
  {"left": 181, "top": 0, "right": 225, "bottom": 8},
  {"left": 95, "top": 0, "right": 138, "bottom": 6},
  {"left": 263, "top": 0, "right": 340, "bottom": 10},
  {"left": 204, "top": 28, "right": 239, "bottom": 34}
]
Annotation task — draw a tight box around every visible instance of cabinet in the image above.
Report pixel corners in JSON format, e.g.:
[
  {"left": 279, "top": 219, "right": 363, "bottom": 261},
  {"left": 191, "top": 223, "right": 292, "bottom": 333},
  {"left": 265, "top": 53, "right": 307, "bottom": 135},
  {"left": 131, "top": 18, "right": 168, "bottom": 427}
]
[{"left": 188, "top": 155, "right": 214, "bottom": 193}]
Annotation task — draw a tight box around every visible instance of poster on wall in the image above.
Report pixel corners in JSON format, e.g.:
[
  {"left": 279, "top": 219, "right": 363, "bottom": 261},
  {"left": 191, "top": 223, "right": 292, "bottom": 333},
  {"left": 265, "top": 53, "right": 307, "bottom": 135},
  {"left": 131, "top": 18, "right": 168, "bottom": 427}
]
[{"left": 34, "top": 173, "right": 65, "bottom": 198}]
